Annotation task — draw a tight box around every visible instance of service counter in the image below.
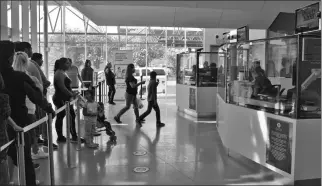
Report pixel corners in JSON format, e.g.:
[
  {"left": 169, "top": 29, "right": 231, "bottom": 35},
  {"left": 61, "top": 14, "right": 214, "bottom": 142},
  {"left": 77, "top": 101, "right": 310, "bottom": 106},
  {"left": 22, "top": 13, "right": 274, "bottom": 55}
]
[
  {"left": 176, "top": 84, "right": 217, "bottom": 118},
  {"left": 217, "top": 95, "right": 321, "bottom": 183},
  {"left": 217, "top": 33, "right": 321, "bottom": 184}
]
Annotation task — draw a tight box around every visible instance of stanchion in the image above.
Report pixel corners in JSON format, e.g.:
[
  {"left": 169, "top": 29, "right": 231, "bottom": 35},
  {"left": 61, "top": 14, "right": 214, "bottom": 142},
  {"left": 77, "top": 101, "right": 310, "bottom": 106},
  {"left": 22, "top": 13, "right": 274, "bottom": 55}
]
[
  {"left": 17, "top": 131, "right": 26, "bottom": 186},
  {"left": 76, "top": 98, "right": 82, "bottom": 151},
  {"left": 98, "top": 82, "right": 102, "bottom": 102},
  {"left": 47, "top": 114, "right": 55, "bottom": 186},
  {"left": 140, "top": 75, "right": 143, "bottom": 99},
  {"left": 65, "top": 101, "right": 72, "bottom": 168}
]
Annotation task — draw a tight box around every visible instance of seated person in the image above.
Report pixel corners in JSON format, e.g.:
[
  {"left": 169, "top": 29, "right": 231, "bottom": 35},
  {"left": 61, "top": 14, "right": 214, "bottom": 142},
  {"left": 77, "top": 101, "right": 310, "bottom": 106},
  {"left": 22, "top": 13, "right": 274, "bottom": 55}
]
[
  {"left": 249, "top": 61, "right": 265, "bottom": 81},
  {"left": 251, "top": 66, "right": 277, "bottom": 98},
  {"left": 210, "top": 63, "right": 217, "bottom": 82}
]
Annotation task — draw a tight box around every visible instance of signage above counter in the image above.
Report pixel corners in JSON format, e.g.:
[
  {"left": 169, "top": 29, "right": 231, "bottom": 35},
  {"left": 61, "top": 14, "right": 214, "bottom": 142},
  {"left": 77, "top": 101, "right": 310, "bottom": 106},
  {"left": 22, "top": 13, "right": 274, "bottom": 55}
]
[{"left": 295, "top": 2, "right": 320, "bottom": 33}]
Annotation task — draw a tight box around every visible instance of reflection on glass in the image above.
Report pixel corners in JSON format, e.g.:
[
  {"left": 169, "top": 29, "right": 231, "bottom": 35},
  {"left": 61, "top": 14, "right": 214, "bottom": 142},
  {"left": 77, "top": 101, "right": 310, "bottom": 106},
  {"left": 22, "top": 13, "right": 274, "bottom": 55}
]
[{"left": 177, "top": 53, "right": 197, "bottom": 86}]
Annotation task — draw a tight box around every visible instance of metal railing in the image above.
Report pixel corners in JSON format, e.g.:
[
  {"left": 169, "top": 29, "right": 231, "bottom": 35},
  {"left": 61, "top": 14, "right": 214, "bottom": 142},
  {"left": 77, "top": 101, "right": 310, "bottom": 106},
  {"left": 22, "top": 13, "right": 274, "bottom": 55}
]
[{"left": 0, "top": 96, "right": 84, "bottom": 186}]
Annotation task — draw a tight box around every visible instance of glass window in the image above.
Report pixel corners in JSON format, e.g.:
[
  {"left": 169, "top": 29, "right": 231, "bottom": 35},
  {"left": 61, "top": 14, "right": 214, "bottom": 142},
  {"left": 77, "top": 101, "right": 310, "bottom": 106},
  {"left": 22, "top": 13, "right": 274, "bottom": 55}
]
[
  {"left": 142, "top": 69, "right": 151, "bottom": 76},
  {"left": 227, "top": 36, "right": 298, "bottom": 118},
  {"left": 135, "top": 69, "right": 140, "bottom": 76},
  {"left": 177, "top": 53, "right": 197, "bottom": 86},
  {"left": 198, "top": 52, "right": 225, "bottom": 87},
  {"left": 297, "top": 36, "right": 321, "bottom": 119},
  {"left": 152, "top": 69, "right": 166, "bottom": 75}
]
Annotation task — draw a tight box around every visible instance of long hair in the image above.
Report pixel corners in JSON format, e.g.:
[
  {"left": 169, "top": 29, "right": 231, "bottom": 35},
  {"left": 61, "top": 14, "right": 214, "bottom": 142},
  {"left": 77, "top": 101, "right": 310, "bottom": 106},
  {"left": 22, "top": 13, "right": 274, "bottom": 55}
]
[
  {"left": 125, "top": 63, "right": 135, "bottom": 79},
  {"left": 0, "top": 40, "right": 15, "bottom": 73},
  {"left": 12, "top": 52, "right": 29, "bottom": 73},
  {"left": 54, "top": 57, "right": 69, "bottom": 73}
]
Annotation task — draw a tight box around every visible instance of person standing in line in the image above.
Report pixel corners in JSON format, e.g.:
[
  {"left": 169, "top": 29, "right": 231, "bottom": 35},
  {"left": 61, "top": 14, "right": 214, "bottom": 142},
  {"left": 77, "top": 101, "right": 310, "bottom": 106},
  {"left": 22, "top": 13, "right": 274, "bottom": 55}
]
[
  {"left": 81, "top": 59, "right": 94, "bottom": 89},
  {"left": 66, "top": 58, "right": 83, "bottom": 89},
  {"left": 139, "top": 71, "right": 165, "bottom": 128},
  {"left": 31, "top": 53, "right": 58, "bottom": 150},
  {"left": 53, "top": 58, "right": 85, "bottom": 143},
  {"left": 14, "top": 42, "right": 50, "bottom": 160},
  {"left": 0, "top": 40, "right": 55, "bottom": 186},
  {"left": 12, "top": 52, "right": 50, "bottom": 161},
  {"left": 114, "top": 64, "right": 145, "bottom": 126},
  {"left": 0, "top": 72, "right": 23, "bottom": 185},
  {"left": 104, "top": 62, "right": 116, "bottom": 105}
]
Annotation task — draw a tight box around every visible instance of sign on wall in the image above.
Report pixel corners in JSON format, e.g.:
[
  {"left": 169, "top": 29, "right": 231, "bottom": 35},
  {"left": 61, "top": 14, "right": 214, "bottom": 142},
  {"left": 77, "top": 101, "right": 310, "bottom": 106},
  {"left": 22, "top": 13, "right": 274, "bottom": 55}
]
[
  {"left": 266, "top": 118, "right": 293, "bottom": 174},
  {"left": 189, "top": 88, "right": 196, "bottom": 110},
  {"left": 113, "top": 50, "right": 133, "bottom": 101}
]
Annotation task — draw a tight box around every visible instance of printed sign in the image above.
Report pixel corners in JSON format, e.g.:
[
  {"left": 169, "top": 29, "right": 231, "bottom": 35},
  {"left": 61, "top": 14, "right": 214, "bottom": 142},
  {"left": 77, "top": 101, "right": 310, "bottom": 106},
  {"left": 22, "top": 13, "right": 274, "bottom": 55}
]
[
  {"left": 295, "top": 2, "right": 320, "bottom": 33},
  {"left": 113, "top": 50, "right": 133, "bottom": 101},
  {"left": 266, "top": 118, "right": 292, "bottom": 174},
  {"left": 189, "top": 88, "right": 196, "bottom": 110}
]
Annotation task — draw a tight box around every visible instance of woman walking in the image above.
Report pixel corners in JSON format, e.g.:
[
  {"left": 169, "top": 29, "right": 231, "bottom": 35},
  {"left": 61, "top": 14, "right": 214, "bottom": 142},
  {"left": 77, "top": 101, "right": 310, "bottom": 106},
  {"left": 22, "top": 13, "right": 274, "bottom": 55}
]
[
  {"left": 114, "top": 64, "right": 145, "bottom": 126},
  {"left": 53, "top": 58, "right": 85, "bottom": 143}
]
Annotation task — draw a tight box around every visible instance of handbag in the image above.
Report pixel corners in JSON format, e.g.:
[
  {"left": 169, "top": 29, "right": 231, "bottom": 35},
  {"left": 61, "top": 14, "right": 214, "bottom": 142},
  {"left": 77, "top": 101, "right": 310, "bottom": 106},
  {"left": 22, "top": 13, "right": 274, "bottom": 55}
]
[{"left": 137, "top": 98, "right": 144, "bottom": 109}]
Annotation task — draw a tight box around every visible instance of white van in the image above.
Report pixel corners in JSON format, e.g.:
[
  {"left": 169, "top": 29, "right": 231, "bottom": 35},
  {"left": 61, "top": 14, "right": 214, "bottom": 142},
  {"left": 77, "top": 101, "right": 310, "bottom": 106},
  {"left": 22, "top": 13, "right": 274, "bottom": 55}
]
[{"left": 134, "top": 67, "right": 167, "bottom": 95}]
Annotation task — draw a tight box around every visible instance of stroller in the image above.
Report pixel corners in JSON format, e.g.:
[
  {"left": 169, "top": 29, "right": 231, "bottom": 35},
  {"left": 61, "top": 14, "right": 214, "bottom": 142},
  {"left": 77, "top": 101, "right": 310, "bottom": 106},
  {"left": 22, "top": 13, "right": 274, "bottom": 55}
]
[{"left": 96, "top": 102, "right": 117, "bottom": 142}]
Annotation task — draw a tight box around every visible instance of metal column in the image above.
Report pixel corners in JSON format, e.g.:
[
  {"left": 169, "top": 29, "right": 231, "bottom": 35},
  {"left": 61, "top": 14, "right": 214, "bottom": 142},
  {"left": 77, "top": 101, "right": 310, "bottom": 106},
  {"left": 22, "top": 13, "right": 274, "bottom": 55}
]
[
  {"left": 44, "top": 0, "right": 49, "bottom": 78},
  {"left": 0, "top": 0, "right": 8, "bottom": 40},
  {"left": 21, "top": 0, "right": 29, "bottom": 42},
  {"left": 30, "top": 0, "right": 38, "bottom": 52},
  {"left": 11, "top": 0, "right": 20, "bottom": 41},
  {"left": 62, "top": 3, "right": 66, "bottom": 56}
]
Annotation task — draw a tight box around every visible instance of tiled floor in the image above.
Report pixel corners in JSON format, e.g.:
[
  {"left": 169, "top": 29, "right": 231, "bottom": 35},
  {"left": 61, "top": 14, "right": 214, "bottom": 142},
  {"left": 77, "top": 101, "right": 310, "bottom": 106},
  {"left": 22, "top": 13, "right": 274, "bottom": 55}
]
[{"left": 13, "top": 97, "right": 288, "bottom": 185}]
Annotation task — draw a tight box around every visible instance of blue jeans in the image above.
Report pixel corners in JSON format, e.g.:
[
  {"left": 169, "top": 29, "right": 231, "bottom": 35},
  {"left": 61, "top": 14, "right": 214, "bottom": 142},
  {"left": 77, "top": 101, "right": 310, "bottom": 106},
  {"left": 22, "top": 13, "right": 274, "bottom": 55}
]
[{"left": 116, "top": 93, "right": 139, "bottom": 120}]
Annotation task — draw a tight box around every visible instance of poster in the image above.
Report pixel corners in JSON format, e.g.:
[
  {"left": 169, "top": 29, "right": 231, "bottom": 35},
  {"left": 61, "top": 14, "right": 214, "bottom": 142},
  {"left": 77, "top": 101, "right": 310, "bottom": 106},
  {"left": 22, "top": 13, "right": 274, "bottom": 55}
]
[
  {"left": 113, "top": 50, "right": 133, "bottom": 101},
  {"left": 266, "top": 118, "right": 293, "bottom": 174},
  {"left": 189, "top": 88, "right": 196, "bottom": 110}
]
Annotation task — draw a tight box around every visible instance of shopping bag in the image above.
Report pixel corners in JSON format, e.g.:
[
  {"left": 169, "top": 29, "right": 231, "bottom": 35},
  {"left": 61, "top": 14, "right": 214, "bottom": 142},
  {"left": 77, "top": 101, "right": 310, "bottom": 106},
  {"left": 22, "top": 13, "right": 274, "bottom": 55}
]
[{"left": 137, "top": 98, "right": 144, "bottom": 109}]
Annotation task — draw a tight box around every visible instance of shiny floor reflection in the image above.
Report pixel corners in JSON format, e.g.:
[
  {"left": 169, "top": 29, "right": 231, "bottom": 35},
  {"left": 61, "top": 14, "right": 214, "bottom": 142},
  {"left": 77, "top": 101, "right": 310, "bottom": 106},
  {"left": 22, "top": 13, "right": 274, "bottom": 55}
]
[{"left": 14, "top": 97, "right": 287, "bottom": 185}]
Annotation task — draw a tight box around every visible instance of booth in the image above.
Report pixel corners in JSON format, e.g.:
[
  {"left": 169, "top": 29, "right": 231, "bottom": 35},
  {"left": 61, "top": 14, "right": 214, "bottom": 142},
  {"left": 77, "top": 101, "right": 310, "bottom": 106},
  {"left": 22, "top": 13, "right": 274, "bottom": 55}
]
[
  {"left": 217, "top": 2, "right": 321, "bottom": 184},
  {"left": 176, "top": 51, "right": 226, "bottom": 118}
]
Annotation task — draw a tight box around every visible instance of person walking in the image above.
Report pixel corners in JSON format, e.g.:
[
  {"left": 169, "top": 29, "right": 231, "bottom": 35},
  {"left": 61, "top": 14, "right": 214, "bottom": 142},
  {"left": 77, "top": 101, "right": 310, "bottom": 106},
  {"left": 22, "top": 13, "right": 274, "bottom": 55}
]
[
  {"left": 81, "top": 59, "right": 94, "bottom": 89},
  {"left": 139, "top": 71, "right": 165, "bottom": 127},
  {"left": 53, "top": 58, "right": 85, "bottom": 143},
  {"left": 0, "top": 40, "right": 55, "bottom": 186},
  {"left": 114, "top": 64, "right": 145, "bottom": 126},
  {"left": 104, "top": 62, "right": 116, "bottom": 105}
]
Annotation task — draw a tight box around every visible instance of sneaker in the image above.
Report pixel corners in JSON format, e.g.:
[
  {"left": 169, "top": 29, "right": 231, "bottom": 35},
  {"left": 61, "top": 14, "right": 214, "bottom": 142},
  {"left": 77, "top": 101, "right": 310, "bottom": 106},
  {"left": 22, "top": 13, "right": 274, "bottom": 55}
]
[
  {"left": 136, "top": 120, "right": 142, "bottom": 127},
  {"left": 71, "top": 137, "right": 85, "bottom": 143},
  {"left": 156, "top": 122, "right": 165, "bottom": 128},
  {"left": 43, "top": 140, "right": 58, "bottom": 150},
  {"left": 57, "top": 136, "right": 67, "bottom": 143},
  {"left": 110, "top": 101, "right": 116, "bottom": 105},
  {"left": 140, "top": 118, "right": 145, "bottom": 122},
  {"left": 33, "top": 163, "right": 40, "bottom": 169},
  {"left": 32, "top": 148, "right": 49, "bottom": 160},
  {"left": 36, "top": 180, "right": 40, "bottom": 185},
  {"left": 37, "top": 138, "right": 44, "bottom": 144},
  {"left": 114, "top": 116, "right": 122, "bottom": 124}
]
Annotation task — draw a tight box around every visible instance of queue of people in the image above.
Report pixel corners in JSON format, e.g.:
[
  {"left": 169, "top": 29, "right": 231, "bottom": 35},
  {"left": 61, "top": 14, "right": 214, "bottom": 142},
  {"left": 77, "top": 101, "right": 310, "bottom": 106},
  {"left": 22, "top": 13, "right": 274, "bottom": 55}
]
[{"left": 0, "top": 40, "right": 165, "bottom": 186}]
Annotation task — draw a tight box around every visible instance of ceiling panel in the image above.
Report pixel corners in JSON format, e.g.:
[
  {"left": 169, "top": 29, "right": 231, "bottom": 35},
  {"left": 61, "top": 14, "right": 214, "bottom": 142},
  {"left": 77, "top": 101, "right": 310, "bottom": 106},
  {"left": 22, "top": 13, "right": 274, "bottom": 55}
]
[{"left": 67, "top": 0, "right": 318, "bottom": 29}]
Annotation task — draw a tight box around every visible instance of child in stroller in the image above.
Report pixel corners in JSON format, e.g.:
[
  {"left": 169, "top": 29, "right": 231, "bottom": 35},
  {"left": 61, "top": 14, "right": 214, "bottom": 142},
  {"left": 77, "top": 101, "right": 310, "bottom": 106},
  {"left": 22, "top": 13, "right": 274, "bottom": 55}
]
[{"left": 96, "top": 102, "right": 117, "bottom": 142}]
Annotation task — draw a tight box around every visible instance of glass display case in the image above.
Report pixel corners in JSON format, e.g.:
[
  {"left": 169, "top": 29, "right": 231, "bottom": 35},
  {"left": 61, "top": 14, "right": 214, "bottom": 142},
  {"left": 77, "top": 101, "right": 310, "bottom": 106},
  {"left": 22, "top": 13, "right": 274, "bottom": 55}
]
[
  {"left": 225, "top": 34, "right": 321, "bottom": 119},
  {"left": 177, "top": 51, "right": 226, "bottom": 87}
]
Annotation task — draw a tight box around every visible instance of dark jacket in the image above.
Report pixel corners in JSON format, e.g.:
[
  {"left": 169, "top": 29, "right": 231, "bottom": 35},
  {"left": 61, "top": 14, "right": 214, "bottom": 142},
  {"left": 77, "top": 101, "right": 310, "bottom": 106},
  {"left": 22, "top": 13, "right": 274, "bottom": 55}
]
[
  {"left": 1, "top": 67, "right": 54, "bottom": 140},
  {"left": 104, "top": 67, "right": 115, "bottom": 85},
  {"left": 147, "top": 79, "right": 157, "bottom": 102},
  {"left": 81, "top": 67, "right": 94, "bottom": 87},
  {"left": 0, "top": 93, "right": 10, "bottom": 160}
]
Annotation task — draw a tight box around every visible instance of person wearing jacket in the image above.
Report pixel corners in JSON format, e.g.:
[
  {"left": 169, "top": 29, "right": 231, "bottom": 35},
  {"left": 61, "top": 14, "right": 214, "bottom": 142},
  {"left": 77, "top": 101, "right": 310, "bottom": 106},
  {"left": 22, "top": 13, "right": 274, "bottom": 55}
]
[
  {"left": 104, "top": 62, "right": 116, "bottom": 105},
  {"left": 0, "top": 40, "right": 55, "bottom": 186},
  {"left": 81, "top": 59, "right": 94, "bottom": 89},
  {"left": 53, "top": 58, "right": 85, "bottom": 143},
  {"left": 31, "top": 53, "right": 58, "bottom": 150}
]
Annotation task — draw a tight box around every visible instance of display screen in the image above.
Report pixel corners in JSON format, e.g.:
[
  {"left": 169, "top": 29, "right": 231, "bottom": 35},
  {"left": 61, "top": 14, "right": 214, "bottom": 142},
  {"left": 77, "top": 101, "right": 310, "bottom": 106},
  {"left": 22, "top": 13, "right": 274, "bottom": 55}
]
[
  {"left": 295, "top": 2, "right": 320, "bottom": 33},
  {"left": 237, "top": 26, "right": 249, "bottom": 42}
]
